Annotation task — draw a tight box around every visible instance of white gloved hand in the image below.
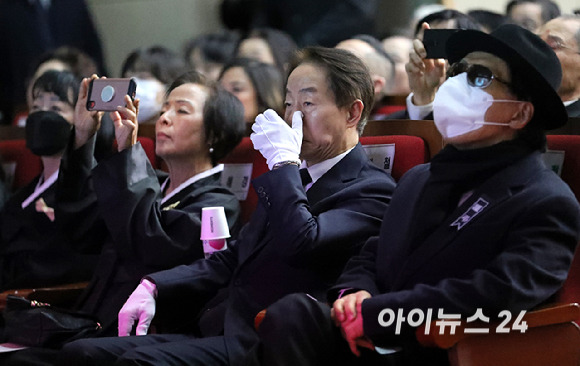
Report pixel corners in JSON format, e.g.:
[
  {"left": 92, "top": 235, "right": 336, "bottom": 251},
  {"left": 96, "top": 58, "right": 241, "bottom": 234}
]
[
  {"left": 251, "top": 109, "right": 303, "bottom": 170},
  {"left": 118, "top": 279, "right": 157, "bottom": 336}
]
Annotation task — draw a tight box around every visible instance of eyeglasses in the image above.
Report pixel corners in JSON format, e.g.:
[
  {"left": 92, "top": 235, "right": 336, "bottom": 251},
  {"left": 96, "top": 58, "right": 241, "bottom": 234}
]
[
  {"left": 544, "top": 36, "right": 580, "bottom": 55},
  {"left": 447, "top": 61, "right": 511, "bottom": 89}
]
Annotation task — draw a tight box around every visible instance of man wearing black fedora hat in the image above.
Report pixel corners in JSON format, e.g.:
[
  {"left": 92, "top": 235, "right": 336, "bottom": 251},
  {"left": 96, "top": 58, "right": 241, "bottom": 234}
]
[{"left": 248, "top": 24, "right": 580, "bottom": 366}]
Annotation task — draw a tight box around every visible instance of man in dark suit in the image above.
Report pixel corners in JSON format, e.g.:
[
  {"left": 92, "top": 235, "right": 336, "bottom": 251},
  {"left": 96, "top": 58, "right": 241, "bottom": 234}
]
[
  {"left": 253, "top": 24, "right": 580, "bottom": 366},
  {"left": 58, "top": 47, "right": 395, "bottom": 365}
]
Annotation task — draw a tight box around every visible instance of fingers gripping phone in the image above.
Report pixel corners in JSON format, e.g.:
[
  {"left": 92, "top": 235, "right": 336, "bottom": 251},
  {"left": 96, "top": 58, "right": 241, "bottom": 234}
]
[
  {"left": 86, "top": 78, "right": 137, "bottom": 111},
  {"left": 423, "top": 29, "right": 459, "bottom": 59}
]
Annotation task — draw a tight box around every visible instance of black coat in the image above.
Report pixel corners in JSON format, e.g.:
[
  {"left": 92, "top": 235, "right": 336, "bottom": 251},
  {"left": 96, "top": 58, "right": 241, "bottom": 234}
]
[
  {"left": 566, "top": 99, "right": 580, "bottom": 118},
  {"left": 332, "top": 151, "right": 580, "bottom": 363},
  {"left": 57, "top": 140, "right": 240, "bottom": 335},
  {"left": 0, "top": 176, "right": 100, "bottom": 291}
]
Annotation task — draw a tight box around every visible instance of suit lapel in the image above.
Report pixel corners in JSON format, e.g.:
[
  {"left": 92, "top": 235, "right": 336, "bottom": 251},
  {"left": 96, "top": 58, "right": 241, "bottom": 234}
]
[
  {"left": 305, "top": 144, "right": 365, "bottom": 205},
  {"left": 240, "top": 144, "right": 367, "bottom": 263},
  {"left": 392, "top": 153, "right": 544, "bottom": 288},
  {"left": 566, "top": 100, "right": 580, "bottom": 118}
]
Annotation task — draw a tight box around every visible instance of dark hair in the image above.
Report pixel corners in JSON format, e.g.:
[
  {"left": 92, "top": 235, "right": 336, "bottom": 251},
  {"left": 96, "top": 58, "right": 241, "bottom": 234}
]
[
  {"left": 31, "top": 70, "right": 80, "bottom": 107},
  {"left": 219, "top": 57, "right": 285, "bottom": 116},
  {"left": 166, "top": 71, "right": 245, "bottom": 165},
  {"left": 467, "top": 10, "right": 509, "bottom": 32},
  {"left": 287, "top": 47, "right": 374, "bottom": 135},
  {"left": 242, "top": 28, "right": 298, "bottom": 74},
  {"left": 27, "top": 46, "right": 98, "bottom": 83},
  {"left": 506, "top": 0, "right": 561, "bottom": 24},
  {"left": 414, "top": 9, "right": 483, "bottom": 36},
  {"left": 121, "top": 46, "right": 188, "bottom": 85},
  {"left": 184, "top": 30, "right": 241, "bottom": 67}
]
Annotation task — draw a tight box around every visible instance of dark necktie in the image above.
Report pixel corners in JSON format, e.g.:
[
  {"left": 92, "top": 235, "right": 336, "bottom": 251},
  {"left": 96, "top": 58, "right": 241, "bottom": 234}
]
[{"left": 300, "top": 168, "right": 312, "bottom": 187}]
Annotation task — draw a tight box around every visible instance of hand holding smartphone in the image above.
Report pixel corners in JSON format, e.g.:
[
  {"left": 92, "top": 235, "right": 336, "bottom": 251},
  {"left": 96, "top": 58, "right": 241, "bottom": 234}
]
[{"left": 86, "top": 78, "right": 137, "bottom": 111}]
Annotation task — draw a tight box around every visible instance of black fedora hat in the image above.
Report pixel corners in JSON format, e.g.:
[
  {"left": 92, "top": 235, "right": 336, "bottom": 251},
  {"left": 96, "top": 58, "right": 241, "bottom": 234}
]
[{"left": 445, "top": 23, "right": 567, "bottom": 130}]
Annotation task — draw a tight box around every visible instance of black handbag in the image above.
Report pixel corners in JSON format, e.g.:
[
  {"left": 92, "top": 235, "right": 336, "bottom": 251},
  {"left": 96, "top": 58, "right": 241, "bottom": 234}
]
[{"left": 2, "top": 295, "right": 102, "bottom": 348}]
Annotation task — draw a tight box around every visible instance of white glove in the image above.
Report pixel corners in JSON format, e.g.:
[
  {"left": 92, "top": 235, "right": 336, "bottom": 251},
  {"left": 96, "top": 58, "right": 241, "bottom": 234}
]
[
  {"left": 251, "top": 109, "right": 303, "bottom": 170},
  {"left": 118, "top": 279, "right": 157, "bottom": 336}
]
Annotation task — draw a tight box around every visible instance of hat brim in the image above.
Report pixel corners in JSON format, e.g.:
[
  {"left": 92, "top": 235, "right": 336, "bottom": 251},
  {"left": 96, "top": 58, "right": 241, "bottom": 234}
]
[{"left": 445, "top": 30, "right": 567, "bottom": 130}]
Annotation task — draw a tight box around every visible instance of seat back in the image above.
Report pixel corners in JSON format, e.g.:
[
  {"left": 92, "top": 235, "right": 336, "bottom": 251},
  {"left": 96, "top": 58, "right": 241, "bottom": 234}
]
[
  {"left": 546, "top": 135, "right": 580, "bottom": 314},
  {"left": 360, "top": 135, "right": 427, "bottom": 181},
  {"left": 137, "top": 136, "right": 157, "bottom": 169},
  {"left": 0, "top": 139, "right": 42, "bottom": 190},
  {"left": 546, "top": 135, "right": 580, "bottom": 202},
  {"left": 546, "top": 135, "right": 580, "bottom": 324},
  {"left": 449, "top": 322, "right": 580, "bottom": 366},
  {"left": 220, "top": 137, "right": 268, "bottom": 224}
]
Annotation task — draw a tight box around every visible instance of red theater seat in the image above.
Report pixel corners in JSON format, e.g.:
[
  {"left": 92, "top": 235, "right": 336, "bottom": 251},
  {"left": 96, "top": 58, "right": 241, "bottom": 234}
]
[
  {"left": 360, "top": 135, "right": 428, "bottom": 181},
  {"left": 220, "top": 137, "right": 268, "bottom": 224},
  {"left": 0, "top": 139, "right": 42, "bottom": 190}
]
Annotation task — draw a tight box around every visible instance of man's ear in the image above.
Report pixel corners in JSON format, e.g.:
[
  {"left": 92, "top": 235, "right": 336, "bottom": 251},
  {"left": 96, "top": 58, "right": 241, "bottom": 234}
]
[
  {"left": 346, "top": 99, "right": 364, "bottom": 128},
  {"left": 371, "top": 75, "right": 386, "bottom": 97},
  {"left": 509, "top": 102, "right": 534, "bottom": 130}
]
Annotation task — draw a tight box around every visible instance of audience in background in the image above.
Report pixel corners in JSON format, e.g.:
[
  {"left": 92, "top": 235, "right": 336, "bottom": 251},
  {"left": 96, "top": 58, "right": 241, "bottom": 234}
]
[
  {"left": 219, "top": 57, "right": 285, "bottom": 129},
  {"left": 120, "top": 46, "right": 189, "bottom": 124},
  {"left": 335, "top": 34, "right": 397, "bottom": 118},
  {"left": 236, "top": 27, "right": 298, "bottom": 75},
  {"left": 382, "top": 35, "right": 413, "bottom": 96},
  {"left": 183, "top": 29, "right": 241, "bottom": 81},
  {"left": 0, "top": 0, "right": 105, "bottom": 125},
  {"left": 506, "top": 0, "right": 561, "bottom": 31},
  {"left": 537, "top": 14, "right": 580, "bottom": 117},
  {"left": 467, "top": 9, "right": 509, "bottom": 32},
  {"left": 221, "top": 0, "right": 379, "bottom": 47}
]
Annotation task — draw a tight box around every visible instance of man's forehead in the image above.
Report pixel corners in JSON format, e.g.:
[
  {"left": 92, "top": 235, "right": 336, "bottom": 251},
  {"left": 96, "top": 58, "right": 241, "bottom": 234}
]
[{"left": 287, "top": 64, "right": 329, "bottom": 93}]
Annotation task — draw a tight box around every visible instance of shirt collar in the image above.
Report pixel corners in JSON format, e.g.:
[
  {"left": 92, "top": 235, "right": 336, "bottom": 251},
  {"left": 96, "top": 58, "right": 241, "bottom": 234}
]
[
  {"left": 564, "top": 99, "right": 579, "bottom": 107},
  {"left": 161, "top": 164, "right": 224, "bottom": 204},
  {"left": 21, "top": 169, "right": 59, "bottom": 209},
  {"left": 300, "top": 146, "right": 355, "bottom": 187}
]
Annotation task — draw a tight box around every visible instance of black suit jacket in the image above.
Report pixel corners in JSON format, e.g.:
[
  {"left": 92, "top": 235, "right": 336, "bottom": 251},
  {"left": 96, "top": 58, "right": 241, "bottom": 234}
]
[
  {"left": 567, "top": 100, "right": 580, "bottom": 118},
  {"left": 332, "top": 151, "right": 580, "bottom": 363},
  {"left": 148, "top": 143, "right": 395, "bottom": 361},
  {"left": 56, "top": 139, "right": 240, "bottom": 335},
  {"left": 0, "top": 177, "right": 100, "bottom": 291}
]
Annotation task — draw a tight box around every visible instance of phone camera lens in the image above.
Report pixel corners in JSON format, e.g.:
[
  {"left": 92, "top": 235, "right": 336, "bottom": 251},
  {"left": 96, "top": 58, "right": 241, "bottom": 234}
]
[{"left": 101, "top": 85, "right": 115, "bottom": 102}]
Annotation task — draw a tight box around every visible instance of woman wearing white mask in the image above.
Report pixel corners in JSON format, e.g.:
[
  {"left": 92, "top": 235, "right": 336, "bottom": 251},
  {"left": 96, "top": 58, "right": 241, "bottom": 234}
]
[{"left": 120, "top": 46, "right": 189, "bottom": 124}]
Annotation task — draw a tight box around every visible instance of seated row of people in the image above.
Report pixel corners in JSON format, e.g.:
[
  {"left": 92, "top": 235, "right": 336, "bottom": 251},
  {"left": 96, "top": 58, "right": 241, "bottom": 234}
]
[
  {"left": 57, "top": 24, "right": 579, "bottom": 366},
  {"left": 0, "top": 23, "right": 579, "bottom": 366}
]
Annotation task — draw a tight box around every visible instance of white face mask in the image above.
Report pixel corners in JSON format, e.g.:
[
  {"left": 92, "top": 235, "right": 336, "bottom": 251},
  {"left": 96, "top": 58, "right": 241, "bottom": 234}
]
[
  {"left": 134, "top": 78, "right": 165, "bottom": 123},
  {"left": 433, "top": 73, "right": 523, "bottom": 139}
]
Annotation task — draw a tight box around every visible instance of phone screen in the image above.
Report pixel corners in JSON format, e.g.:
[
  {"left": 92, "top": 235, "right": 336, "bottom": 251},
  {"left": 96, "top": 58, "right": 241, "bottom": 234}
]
[{"left": 423, "top": 29, "right": 459, "bottom": 59}]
